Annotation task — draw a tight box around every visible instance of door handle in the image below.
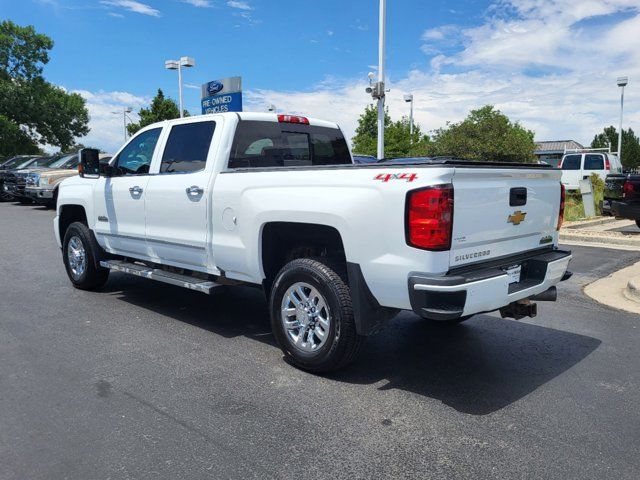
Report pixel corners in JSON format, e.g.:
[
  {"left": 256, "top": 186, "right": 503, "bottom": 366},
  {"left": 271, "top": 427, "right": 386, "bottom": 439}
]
[
  {"left": 129, "top": 186, "right": 143, "bottom": 195},
  {"left": 186, "top": 186, "right": 204, "bottom": 196}
]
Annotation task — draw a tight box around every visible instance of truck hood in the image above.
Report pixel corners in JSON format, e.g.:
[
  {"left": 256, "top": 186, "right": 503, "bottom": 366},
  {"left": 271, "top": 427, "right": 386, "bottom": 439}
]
[{"left": 39, "top": 168, "right": 77, "bottom": 177}]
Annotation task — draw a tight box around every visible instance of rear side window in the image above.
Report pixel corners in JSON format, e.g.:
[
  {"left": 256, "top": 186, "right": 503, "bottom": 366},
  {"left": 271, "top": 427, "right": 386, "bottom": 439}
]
[
  {"left": 584, "top": 154, "right": 604, "bottom": 170},
  {"left": 229, "top": 121, "right": 351, "bottom": 169},
  {"left": 160, "top": 121, "right": 216, "bottom": 173},
  {"left": 561, "top": 155, "right": 581, "bottom": 170}
]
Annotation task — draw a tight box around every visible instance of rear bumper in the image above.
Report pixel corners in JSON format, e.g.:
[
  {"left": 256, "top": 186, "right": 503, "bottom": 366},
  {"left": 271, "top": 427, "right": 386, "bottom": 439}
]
[
  {"left": 609, "top": 200, "right": 640, "bottom": 220},
  {"left": 409, "top": 249, "right": 572, "bottom": 320}
]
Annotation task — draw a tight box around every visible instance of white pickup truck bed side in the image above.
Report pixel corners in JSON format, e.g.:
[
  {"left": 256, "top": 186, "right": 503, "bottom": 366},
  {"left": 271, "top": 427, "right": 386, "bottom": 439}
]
[{"left": 55, "top": 112, "right": 572, "bottom": 372}]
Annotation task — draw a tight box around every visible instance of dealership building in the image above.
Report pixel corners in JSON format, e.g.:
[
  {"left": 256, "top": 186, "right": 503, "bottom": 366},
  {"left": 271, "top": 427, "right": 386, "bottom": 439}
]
[{"left": 534, "top": 140, "right": 584, "bottom": 167}]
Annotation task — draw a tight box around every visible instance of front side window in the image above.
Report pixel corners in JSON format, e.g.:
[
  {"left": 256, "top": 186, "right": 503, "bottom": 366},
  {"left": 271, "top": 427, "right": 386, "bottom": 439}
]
[
  {"left": 584, "top": 154, "right": 604, "bottom": 170},
  {"left": 160, "top": 121, "right": 216, "bottom": 174},
  {"left": 561, "top": 154, "right": 581, "bottom": 170},
  {"left": 229, "top": 121, "right": 351, "bottom": 169},
  {"left": 115, "top": 127, "right": 162, "bottom": 175}
]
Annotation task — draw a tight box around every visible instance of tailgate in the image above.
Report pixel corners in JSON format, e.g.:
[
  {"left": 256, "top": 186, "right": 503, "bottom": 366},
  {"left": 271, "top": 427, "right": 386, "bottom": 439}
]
[{"left": 450, "top": 167, "right": 561, "bottom": 268}]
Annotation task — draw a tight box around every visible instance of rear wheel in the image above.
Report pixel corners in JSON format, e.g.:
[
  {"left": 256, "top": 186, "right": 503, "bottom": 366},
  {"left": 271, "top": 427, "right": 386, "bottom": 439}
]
[
  {"left": 62, "top": 222, "right": 109, "bottom": 290},
  {"left": 636, "top": 220, "right": 640, "bottom": 229},
  {"left": 269, "top": 258, "right": 364, "bottom": 373}
]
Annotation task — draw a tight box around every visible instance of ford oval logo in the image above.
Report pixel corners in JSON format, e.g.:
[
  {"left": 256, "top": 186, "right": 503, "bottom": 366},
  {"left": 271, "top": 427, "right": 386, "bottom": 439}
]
[{"left": 207, "top": 81, "right": 224, "bottom": 95}]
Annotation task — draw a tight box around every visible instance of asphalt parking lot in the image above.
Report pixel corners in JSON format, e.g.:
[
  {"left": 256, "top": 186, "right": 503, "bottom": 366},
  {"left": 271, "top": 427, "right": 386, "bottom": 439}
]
[{"left": 1, "top": 202, "right": 639, "bottom": 480}]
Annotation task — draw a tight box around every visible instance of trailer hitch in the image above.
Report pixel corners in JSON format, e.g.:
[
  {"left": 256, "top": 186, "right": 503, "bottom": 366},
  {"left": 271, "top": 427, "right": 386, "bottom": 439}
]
[{"left": 500, "top": 299, "right": 537, "bottom": 320}]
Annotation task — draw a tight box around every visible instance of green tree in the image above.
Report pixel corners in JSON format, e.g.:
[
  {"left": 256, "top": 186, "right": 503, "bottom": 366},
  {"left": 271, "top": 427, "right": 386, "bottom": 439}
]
[
  {"left": 427, "top": 105, "right": 536, "bottom": 163},
  {"left": 127, "top": 89, "right": 187, "bottom": 136},
  {"left": 351, "top": 104, "right": 430, "bottom": 158},
  {"left": 591, "top": 126, "right": 640, "bottom": 170},
  {"left": 0, "top": 21, "right": 89, "bottom": 156}
]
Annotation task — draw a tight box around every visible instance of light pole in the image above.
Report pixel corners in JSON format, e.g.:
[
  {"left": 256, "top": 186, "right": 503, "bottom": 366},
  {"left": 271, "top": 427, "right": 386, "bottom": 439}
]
[
  {"left": 377, "top": 0, "right": 386, "bottom": 160},
  {"left": 617, "top": 76, "right": 628, "bottom": 164},
  {"left": 404, "top": 94, "right": 414, "bottom": 139},
  {"left": 165, "top": 56, "right": 196, "bottom": 118},
  {"left": 112, "top": 107, "right": 132, "bottom": 143},
  {"left": 364, "top": 0, "right": 387, "bottom": 159}
]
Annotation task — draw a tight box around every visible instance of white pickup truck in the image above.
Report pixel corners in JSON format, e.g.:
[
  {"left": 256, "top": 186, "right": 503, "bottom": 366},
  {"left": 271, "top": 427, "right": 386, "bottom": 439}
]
[{"left": 55, "top": 112, "right": 572, "bottom": 372}]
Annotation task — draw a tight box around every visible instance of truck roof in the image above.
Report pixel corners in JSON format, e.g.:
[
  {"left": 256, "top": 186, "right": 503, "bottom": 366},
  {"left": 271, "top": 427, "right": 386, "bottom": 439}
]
[
  {"left": 147, "top": 112, "right": 341, "bottom": 131},
  {"left": 235, "top": 112, "right": 340, "bottom": 130}
]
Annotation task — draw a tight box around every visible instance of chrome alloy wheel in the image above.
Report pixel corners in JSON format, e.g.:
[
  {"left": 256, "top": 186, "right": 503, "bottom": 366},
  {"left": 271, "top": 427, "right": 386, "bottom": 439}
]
[
  {"left": 67, "top": 235, "right": 86, "bottom": 279},
  {"left": 280, "top": 282, "right": 331, "bottom": 352}
]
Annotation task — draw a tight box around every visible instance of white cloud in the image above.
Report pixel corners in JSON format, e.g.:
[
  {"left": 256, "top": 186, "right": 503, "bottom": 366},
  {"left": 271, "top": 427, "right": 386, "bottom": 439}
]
[
  {"left": 183, "top": 0, "right": 213, "bottom": 7},
  {"left": 100, "top": 0, "right": 160, "bottom": 17},
  {"left": 327, "top": 30, "right": 334, "bottom": 36},
  {"left": 227, "top": 1, "right": 252, "bottom": 10},
  {"left": 72, "top": 90, "right": 150, "bottom": 153},
  {"left": 248, "top": 0, "right": 640, "bottom": 147}
]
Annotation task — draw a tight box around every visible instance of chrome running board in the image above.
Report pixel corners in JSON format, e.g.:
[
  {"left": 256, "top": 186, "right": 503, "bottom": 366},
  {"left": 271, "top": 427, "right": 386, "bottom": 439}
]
[{"left": 100, "top": 260, "right": 220, "bottom": 294}]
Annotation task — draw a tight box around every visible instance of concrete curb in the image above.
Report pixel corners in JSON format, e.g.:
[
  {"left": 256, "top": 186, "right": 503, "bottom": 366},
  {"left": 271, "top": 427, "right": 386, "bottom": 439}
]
[
  {"left": 623, "top": 276, "right": 640, "bottom": 304},
  {"left": 559, "top": 232, "right": 640, "bottom": 248},
  {"left": 584, "top": 262, "right": 640, "bottom": 315},
  {"left": 564, "top": 217, "right": 620, "bottom": 229}
]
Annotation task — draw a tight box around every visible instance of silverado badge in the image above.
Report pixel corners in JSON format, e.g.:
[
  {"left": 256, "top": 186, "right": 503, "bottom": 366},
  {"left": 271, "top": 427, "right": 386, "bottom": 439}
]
[{"left": 508, "top": 210, "right": 527, "bottom": 225}]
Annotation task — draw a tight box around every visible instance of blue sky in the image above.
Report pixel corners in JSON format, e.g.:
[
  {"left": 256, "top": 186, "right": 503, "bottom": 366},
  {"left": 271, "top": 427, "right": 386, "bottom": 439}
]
[{"left": 2, "top": 0, "right": 639, "bottom": 152}]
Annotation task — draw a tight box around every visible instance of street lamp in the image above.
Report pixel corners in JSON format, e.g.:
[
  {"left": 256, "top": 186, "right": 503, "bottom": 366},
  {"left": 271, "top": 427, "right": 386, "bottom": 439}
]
[
  {"left": 616, "top": 76, "right": 628, "bottom": 164},
  {"left": 112, "top": 107, "right": 133, "bottom": 143},
  {"left": 267, "top": 104, "right": 277, "bottom": 113},
  {"left": 365, "top": 1, "right": 386, "bottom": 159},
  {"left": 377, "top": 0, "right": 386, "bottom": 160},
  {"left": 165, "top": 56, "right": 196, "bottom": 118},
  {"left": 404, "top": 94, "right": 414, "bottom": 139}
]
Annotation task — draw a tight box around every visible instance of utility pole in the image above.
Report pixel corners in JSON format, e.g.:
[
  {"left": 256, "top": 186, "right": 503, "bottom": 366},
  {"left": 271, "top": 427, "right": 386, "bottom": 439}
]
[
  {"left": 112, "top": 107, "right": 132, "bottom": 143},
  {"left": 377, "top": 0, "right": 386, "bottom": 160},
  {"left": 165, "top": 56, "right": 196, "bottom": 118},
  {"left": 617, "top": 76, "right": 628, "bottom": 164},
  {"left": 404, "top": 94, "right": 414, "bottom": 139}
]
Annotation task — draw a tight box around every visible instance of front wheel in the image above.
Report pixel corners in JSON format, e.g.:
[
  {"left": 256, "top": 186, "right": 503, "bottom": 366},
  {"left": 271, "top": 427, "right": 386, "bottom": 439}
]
[
  {"left": 269, "top": 258, "right": 364, "bottom": 373},
  {"left": 62, "top": 222, "right": 110, "bottom": 290}
]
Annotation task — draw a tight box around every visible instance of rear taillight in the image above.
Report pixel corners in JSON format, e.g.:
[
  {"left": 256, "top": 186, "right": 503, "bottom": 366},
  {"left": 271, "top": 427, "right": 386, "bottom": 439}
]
[
  {"left": 605, "top": 157, "right": 611, "bottom": 170},
  {"left": 623, "top": 180, "right": 634, "bottom": 199},
  {"left": 278, "top": 114, "right": 309, "bottom": 125},
  {"left": 557, "top": 183, "right": 565, "bottom": 231},
  {"left": 406, "top": 184, "right": 453, "bottom": 251}
]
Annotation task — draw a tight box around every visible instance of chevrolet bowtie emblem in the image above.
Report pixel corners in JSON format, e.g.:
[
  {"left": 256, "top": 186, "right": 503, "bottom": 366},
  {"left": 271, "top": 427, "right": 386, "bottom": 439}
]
[{"left": 508, "top": 211, "right": 527, "bottom": 225}]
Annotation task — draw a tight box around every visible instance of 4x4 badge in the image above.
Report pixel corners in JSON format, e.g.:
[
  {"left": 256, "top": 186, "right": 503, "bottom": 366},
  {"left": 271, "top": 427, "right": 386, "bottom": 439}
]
[{"left": 508, "top": 211, "right": 527, "bottom": 225}]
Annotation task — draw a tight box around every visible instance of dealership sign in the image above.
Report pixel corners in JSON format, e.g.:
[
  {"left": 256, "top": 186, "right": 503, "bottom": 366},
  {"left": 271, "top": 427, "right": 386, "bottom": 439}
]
[{"left": 201, "top": 77, "right": 242, "bottom": 114}]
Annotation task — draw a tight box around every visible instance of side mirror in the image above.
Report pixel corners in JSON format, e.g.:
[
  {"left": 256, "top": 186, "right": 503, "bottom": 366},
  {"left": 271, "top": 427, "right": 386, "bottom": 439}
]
[{"left": 79, "top": 148, "right": 100, "bottom": 178}]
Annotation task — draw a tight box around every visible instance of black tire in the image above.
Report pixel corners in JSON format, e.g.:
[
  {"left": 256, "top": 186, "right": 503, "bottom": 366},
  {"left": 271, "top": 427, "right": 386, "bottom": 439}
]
[
  {"left": 62, "top": 222, "right": 109, "bottom": 290},
  {"left": 17, "top": 197, "right": 32, "bottom": 204},
  {"left": 636, "top": 220, "right": 640, "bottom": 229},
  {"left": 269, "top": 258, "right": 364, "bottom": 373}
]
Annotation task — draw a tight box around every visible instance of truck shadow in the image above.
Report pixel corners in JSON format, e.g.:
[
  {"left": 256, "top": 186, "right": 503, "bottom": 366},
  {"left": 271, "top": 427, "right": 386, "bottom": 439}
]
[
  {"left": 329, "top": 312, "right": 601, "bottom": 415},
  {"left": 104, "top": 274, "right": 600, "bottom": 416}
]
